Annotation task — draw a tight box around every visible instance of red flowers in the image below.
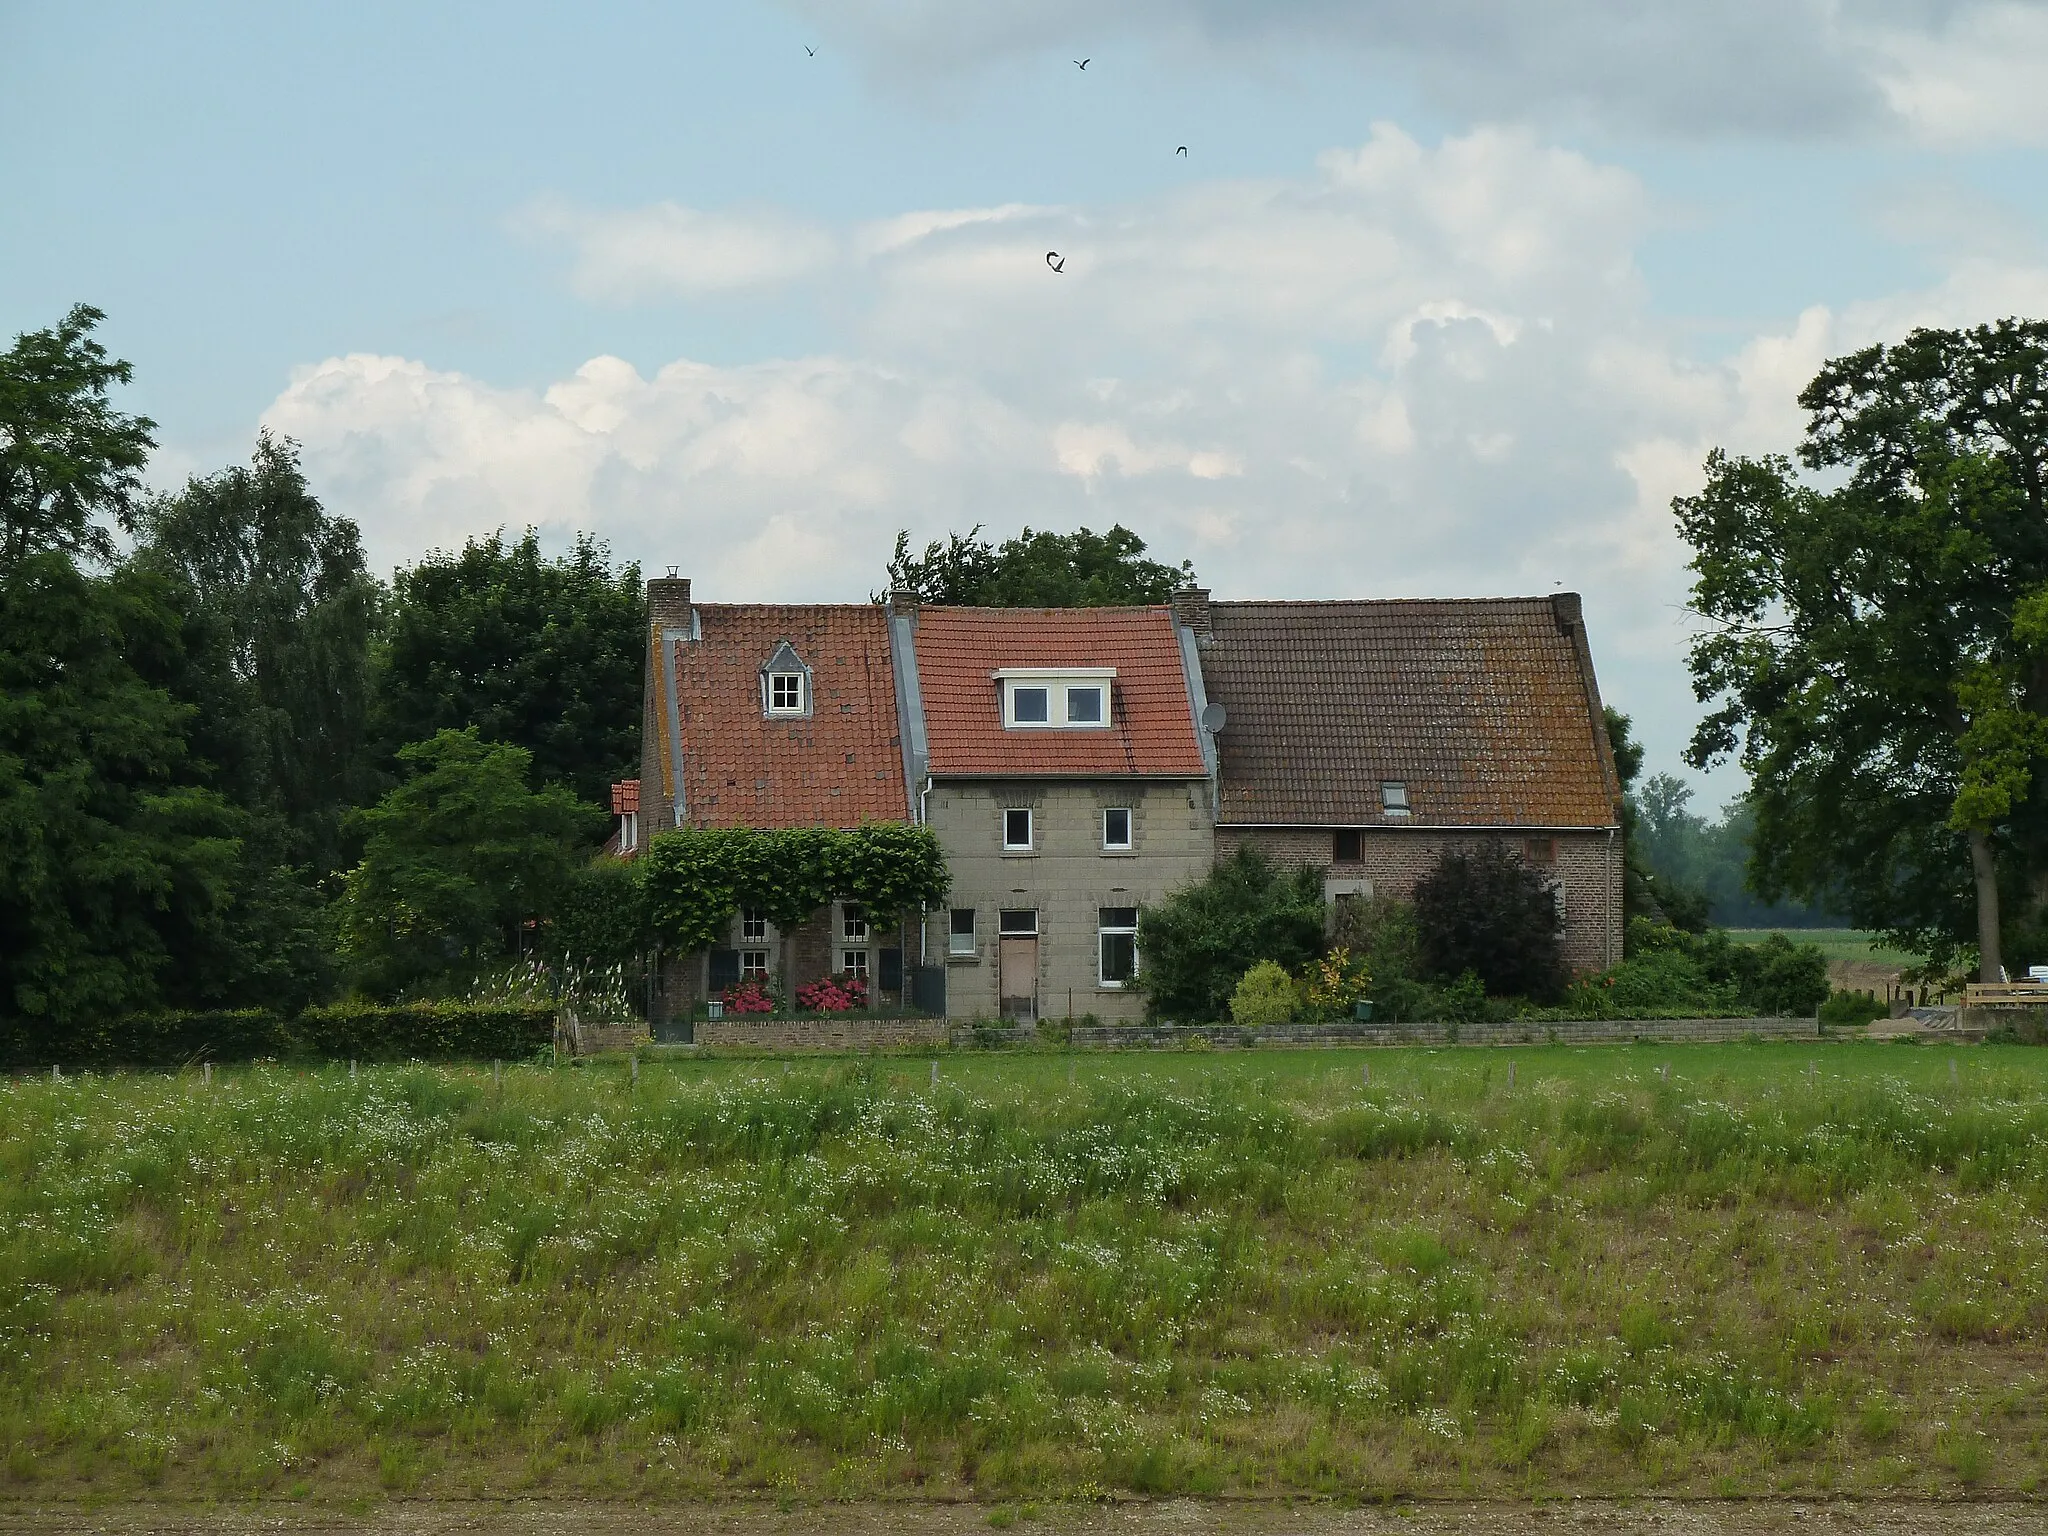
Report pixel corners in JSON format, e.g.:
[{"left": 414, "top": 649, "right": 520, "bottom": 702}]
[
  {"left": 795, "top": 973, "right": 868, "bottom": 1013},
  {"left": 720, "top": 981, "right": 776, "bottom": 1014}
]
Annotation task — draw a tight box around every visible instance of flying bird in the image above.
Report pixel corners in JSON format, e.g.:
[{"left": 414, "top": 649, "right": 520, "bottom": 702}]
[
  {"left": 1176, "top": 145, "right": 1187, "bottom": 156},
  {"left": 1045, "top": 251, "right": 1065, "bottom": 273},
  {"left": 805, "top": 45, "right": 814, "bottom": 55},
  {"left": 1074, "top": 58, "right": 1089, "bottom": 69}
]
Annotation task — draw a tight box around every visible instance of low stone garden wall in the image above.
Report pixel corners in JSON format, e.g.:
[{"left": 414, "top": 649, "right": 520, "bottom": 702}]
[
  {"left": 1056, "top": 1016, "right": 1821, "bottom": 1049},
  {"left": 694, "top": 1017, "right": 953, "bottom": 1050}
]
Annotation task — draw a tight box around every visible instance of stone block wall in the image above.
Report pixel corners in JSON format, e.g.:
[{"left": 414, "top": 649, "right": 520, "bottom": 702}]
[
  {"left": 1218, "top": 825, "right": 1623, "bottom": 976},
  {"left": 694, "top": 1018, "right": 952, "bottom": 1050}
]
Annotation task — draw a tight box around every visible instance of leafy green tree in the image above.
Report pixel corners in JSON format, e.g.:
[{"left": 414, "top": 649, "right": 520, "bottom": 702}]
[
  {"left": 0, "top": 305, "right": 156, "bottom": 571},
  {"left": 1136, "top": 847, "right": 1325, "bottom": 1022},
  {"left": 129, "top": 431, "right": 377, "bottom": 874},
  {"left": 0, "top": 552, "right": 244, "bottom": 1025},
  {"left": 373, "top": 530, "right": 642, "bottom": 808},
  {"left": 1633, "top": 776, "right": 1839, "bottom": 929},
  {"left": 1412, "top": 842, "right": 1566, "bottom": 1001},
  {"left": 334, "top": 729, "right": 607, "bottom": 999},
  {"left": 1680, "top": 319, "right": 2048, "bottom": 979},
  {"left": 884, "top": 523, "right": 1194, "bottom": 607}
]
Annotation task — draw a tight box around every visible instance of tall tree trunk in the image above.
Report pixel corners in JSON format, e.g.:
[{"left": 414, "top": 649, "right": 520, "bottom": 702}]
[{"left": 1969, "top": 825, "right": 2004, "bottom": 982}]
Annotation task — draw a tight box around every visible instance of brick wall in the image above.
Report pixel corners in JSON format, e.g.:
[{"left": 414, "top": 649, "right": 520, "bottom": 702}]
[
  {"left": 696, "top": 1018, "right": 952, "bottom": 1049},
  {"left": 1219, "top": 825, "right": 1623, "bottom": 976}
]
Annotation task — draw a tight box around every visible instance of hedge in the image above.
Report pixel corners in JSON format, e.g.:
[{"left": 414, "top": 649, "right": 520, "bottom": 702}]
[{"left": 1, "top": 1002, "right": 557, "bottom": 1073}]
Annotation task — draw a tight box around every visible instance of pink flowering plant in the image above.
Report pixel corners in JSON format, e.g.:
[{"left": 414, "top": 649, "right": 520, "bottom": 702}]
[
  {"left": 720, "top": 980, "right": 777, "bottom": 1014},
  {"left": 795, "top": 973, "right": 868, "bottom": 1013}
]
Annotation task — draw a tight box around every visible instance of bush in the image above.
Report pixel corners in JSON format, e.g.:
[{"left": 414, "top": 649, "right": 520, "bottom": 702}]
[
  {"left": 1412, "top": 842, "right": 1567, "bottom": 1002},
  {"left": 1228, "top": 961, "right": 1299, "bottom": 1025},
  {"left": 1137, "top": 848, "right": 1325, "bottom": 1022},
  {"left": 794, "top": 974, "right": 868, "bottom": 1013},
  {"left": 0, "top": 1002, "right": 555, "bottom": 1071},
  {"left": 1821, "top": 990, "right": 1890, "bottom": 1028},
  {"left": 1563, "top": 921, "right": 1830, "bottom": 1020}
]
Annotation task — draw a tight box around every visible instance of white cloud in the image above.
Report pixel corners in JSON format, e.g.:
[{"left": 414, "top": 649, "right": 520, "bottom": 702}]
[
  {"left": 265, "top": 123, "right": 2048, "bottom": 799},
  {"left": 517, "top": 197, "right": 836, "bottom": 301}
]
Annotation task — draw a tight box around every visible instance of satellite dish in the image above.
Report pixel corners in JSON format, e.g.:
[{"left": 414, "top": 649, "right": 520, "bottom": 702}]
[{"left": 1201, "top": 703, "right": 1228, "bottom": 733}]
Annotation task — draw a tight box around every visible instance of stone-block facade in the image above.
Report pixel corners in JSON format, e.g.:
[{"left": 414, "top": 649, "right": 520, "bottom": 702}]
[
  {"left": 921, "top": 779, "right": 1214, "bottom": 1023},
  {"left": 1217, "top": 825, "right": 1624, "bottom": 976}
]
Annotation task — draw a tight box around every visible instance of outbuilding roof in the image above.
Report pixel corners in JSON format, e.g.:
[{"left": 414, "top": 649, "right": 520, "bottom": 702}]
[
  {"left": 1200, "top": 594, "right": 1622, "bottom": 829},
  {"left": 655, "top": 604, "right": 908, "bottom": 829},
  {"left": 912, "top": 606, "right": 1208, "bottom": 779}
]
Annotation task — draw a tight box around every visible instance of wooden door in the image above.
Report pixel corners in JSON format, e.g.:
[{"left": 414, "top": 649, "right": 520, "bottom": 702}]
[{"left": 998, "top": 937, "right": 1039, "bottom": 1022}]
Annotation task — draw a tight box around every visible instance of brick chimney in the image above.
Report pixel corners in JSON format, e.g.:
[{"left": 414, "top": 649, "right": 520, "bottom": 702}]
[
  {"left": 1170, "top": 585, "right": 1212, "bottom": 636},
  {"left": 886, "top": 585, "right": 921, "bottom": 619},
  {"left": 648, "top": 572, "right": 692, "bottom": 632},
  {"left": 1551, "top": 590, "right": 1582, "bottom": 633}
]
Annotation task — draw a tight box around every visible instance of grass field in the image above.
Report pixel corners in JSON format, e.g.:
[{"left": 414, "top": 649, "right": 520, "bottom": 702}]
[
  {"left": 1724, "top": 929, "right": 1924, "bottom": 968},
  {"left": 5, "top": 1043, "right": 2048, "bottom": 1504}
]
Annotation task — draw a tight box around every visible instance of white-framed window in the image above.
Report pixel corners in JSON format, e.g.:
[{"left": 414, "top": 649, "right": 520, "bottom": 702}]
[
  {"left": 949, "top": 908, "right": 977, "bottom": 956},
  {"left": 1003, "top": 807, "right": 1034, "bottom": 850},
  {"left": 1381, "top": 781, "right": 1411, "bottom": 817},
  {"left": 842, "top": 949, "right": 870, "bottom": 978},
  {"left": 995, "top": 668, "right": 1116, "bottom": 729},
  {"left": 740, "top": 909, "right": 768, "bottom": 942},
  {"left": 768, "top": 671, "right": 806, "bottom": 714},
  {"left": 999, "top": 908, "right": 1038, "bottom": 937},
  {"left": 842, "top": 904, "right": 869, "bottom": 943},
  {"left": 1102, "top": 807, "right": 1132, "bottom": 850},
  {"left": 620, "top": 811, "right": 639, "bottom": 853},
  {"left": 740, "top": 950, "right": 770, "bottom": 981},
  {"left": 1098, "top": 907, "right": 1138, "bottom": 987}
]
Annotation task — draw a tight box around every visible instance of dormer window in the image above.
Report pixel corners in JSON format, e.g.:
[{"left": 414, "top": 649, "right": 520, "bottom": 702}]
[
  {"left": 994, "top": 668, "right": 1116, "bottom": 729},
  {"left": 759, "top": 640, "right": 812, "bottom": 718},
  {"left": 1381, "top": 781, "right": 1411, "bottom": 818}
]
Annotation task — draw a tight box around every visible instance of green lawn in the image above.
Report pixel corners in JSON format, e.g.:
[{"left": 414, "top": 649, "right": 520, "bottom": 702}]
[
  {"left": 5, "top": 1043, "right": 2048, "bottom": 1503},
  {"left": 1724, "top": 928, "right": 1925, "bottom": 967}
]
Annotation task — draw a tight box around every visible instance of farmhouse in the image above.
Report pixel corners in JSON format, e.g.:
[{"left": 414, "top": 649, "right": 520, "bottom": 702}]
[
  {"left": 1184, "top": 589, "right": 1626, "bottom": 975},
  {"left": 617, "top": 576, "right": 1625, "bottom": 1028}
]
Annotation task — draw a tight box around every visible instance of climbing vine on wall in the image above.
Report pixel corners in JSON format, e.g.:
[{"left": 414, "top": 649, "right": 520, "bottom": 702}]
[{"left": 640, "top": 823, "right": 950, "bottom": 951}]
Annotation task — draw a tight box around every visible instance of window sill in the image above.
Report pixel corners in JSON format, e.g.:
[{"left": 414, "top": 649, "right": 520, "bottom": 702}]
[
  {"left": 1000, "top": 848, "right": 1038, "bottom": 857},
  {"left": 1099, "top": 848, "right": 1138, "bottom": 857},
  {"left": 945, "top": 952, "right": 982, "bottom": 965}
]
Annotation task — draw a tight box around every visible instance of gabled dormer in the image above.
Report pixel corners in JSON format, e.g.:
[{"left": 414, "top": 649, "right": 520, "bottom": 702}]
[{"left": 759, "top": 640, "right": 813, "bottom": 719}]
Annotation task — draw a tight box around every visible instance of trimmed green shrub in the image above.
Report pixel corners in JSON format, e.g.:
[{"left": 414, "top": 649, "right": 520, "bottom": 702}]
[
  {"left": 293, "top": 1002, "right": 554, "bottom": 1061},
  {"left": 1228, "top": 961, "right": 1300, "bottom": 1026},
  {"left": 1, "top": 1002, "right": 555, "bottom": 1072}
]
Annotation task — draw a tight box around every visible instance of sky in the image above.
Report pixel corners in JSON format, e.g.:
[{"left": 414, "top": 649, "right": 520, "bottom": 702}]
[{"left": 6, "top": 0, "right": 2048, "bottom": 810}]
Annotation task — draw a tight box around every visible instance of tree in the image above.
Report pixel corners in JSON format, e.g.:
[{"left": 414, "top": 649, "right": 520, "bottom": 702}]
[
  {"left": 1680, "top": 319, "right": 2048, "bottom": 979},
  {"left": 1135, "top": 847, "right": 1325, "bottom": 1022},
  {"left": 0, "top": 305, "right": 156, "bottom": 571},
  {"left": 1412, "top": 842, "right": 1566, "bottom": 1001},
  {"left": 333, "top": 729, "right": 607, "bottom": 998},
  {"left": 0, "top": 552, "right": 243, "bottom": 1025},
  {"left": 129, "top": 432, "right": 377, "bottom": 874},
  {"left": 373, "top": 530, "right": 643, "bottom": 808},
  {"left": 884, "top": 523, "right": 1195, "bottom": 607}
]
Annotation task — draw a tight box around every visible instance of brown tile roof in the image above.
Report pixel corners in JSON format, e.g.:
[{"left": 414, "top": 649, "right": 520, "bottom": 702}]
[
  {"left": 661, "top": 605, "right": 907, "bottom": 829},
  {"left": 610, "top": 780, "right": 639, "bottom": 815},
  {"left": 1202, "top": 596, "right": 1621, "bottom": 828},
  {"left": 914, "top": 607, "right": 1207, "bottom": 778}
]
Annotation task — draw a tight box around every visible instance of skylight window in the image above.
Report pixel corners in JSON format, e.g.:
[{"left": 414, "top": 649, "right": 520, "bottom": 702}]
[
  {"left": 1381, "top": 781, "right": 1411, "bottom": 817},
  {"left": 994, "top": 668, "right": 1116, "bottom": 729}
]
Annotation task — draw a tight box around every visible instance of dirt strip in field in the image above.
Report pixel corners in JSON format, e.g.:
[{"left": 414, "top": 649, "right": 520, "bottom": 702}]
[{"left": 1, "top": 1500, "right": 2041, "bottom": 1535}]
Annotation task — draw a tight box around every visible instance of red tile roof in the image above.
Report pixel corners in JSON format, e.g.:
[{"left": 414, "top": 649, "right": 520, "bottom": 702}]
[
  {"left": 661, "top": 605, "right": 907, "bottom": 829},
  {"left": 1200, "top": 596, "right": 1622, "bottom": 828},
  {"left": 913, "top": 607, "right": 1207, "bottom": 778},
  {"left": 611, "top": 780, "right": 639, "bottom": 815}
]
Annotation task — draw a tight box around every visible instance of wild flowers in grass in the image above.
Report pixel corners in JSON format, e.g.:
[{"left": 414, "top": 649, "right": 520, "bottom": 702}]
[{"left": 3, "top": 1046, "right": 2048, "bottom": 1500}]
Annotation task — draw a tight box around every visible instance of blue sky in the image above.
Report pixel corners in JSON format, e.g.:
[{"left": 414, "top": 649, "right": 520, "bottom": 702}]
[{"left": 7, "top": 1, "right": 2048, "bottom": 807}]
